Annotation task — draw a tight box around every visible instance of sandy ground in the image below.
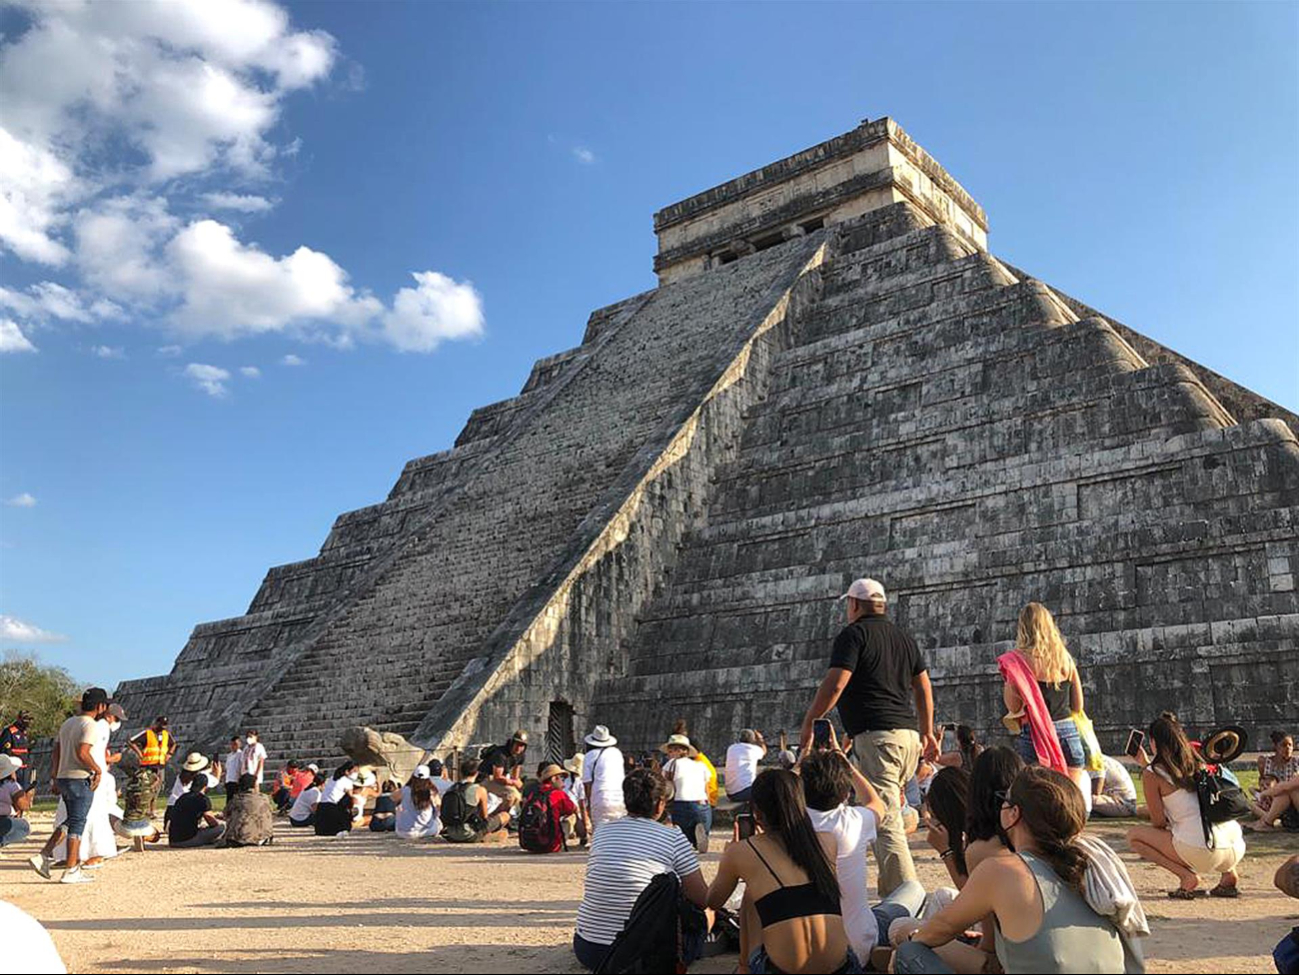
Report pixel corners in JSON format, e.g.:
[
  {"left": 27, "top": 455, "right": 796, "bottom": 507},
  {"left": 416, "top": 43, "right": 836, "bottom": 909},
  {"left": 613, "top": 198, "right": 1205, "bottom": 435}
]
[{"left": 3, "top": 811, "right": 1296, "bottom": 974}]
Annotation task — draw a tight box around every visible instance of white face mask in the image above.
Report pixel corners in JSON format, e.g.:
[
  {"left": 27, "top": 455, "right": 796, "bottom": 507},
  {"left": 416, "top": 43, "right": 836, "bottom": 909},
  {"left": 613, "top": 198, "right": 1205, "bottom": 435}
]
[{"left": 108, "top": 720, "right": 121, "bottom": 733}]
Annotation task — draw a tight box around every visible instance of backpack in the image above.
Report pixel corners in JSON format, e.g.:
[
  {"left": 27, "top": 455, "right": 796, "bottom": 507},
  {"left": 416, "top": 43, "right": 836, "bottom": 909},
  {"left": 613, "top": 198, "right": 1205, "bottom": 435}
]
[
  {"left": 440, "top": 783, "right": 479, "bottom": 842},
  {"left": 519, "top": 785, "right": 563, "bottom": 854},
  {"left": 1194, "top": 765, "right": 1251, "bottom": 847},
  {"left": 594, "top": 872, "right": 683, "bottom": 974}
]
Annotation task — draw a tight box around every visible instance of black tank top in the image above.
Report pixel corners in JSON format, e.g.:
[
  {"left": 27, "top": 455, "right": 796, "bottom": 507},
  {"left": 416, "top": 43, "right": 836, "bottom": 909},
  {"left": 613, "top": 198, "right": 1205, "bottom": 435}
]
[
  {"left": 747, "top": 838, "right": 842, "bottom": 927},
  {"left": 1037, "top": 680, "right": 1072, "bottom": 720}
]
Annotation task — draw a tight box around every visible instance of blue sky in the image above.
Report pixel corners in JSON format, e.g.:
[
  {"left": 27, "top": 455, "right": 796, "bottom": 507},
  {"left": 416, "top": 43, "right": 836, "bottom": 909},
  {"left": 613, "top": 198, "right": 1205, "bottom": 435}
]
[{"left": 0, "top": 1, "right": 1295, "bottom": 690}]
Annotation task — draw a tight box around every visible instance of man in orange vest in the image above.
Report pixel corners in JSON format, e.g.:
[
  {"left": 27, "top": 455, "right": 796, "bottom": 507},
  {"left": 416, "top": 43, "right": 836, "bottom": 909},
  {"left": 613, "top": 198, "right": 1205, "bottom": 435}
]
[{"left": 128, "top": 716, "right": 177, "bottom": 816}]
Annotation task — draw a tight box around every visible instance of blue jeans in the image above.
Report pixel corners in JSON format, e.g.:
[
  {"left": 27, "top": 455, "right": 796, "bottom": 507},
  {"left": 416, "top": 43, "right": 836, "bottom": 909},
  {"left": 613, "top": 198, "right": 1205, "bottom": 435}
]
[
  {"left": 57, "top": 777, "right": 95, "bottom": 838},
  {"left": 873, "top": 879, "right": 927, "bottom": 945},
  {"left": 727, "top": 785, "right": 753, "bottom": 803},
  {"left": 1015, "top": 718, "right": 1086, "bottom": 768},
  {"left": 894, "top": 941, "right": 955, "bottom": 974},
  {"left": 750, "top": 946, "right": 863, "bottom": 974},
  {"left": 670, "top": 800, "right": 713, "bottom": 849},
  {"left": 0, "top": 816, "right": 30, "bottom": 846}
]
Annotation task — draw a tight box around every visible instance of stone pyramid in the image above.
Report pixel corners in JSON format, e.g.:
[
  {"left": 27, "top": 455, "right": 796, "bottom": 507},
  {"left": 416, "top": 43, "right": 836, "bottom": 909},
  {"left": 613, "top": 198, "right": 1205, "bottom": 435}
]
[{"left": 116, "top": 118, "right": 1298, "bottom": 766}]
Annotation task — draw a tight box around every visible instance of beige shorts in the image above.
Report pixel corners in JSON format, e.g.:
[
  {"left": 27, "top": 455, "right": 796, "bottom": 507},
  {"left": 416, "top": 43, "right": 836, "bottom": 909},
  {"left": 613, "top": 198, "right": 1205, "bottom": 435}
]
[{"left": 1173, "top": 834, "right": 1244, "bottom": 875}]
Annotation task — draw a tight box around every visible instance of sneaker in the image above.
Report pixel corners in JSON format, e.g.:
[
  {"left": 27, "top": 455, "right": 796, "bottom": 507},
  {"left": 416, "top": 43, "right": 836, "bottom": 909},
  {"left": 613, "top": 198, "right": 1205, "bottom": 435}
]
[
  {"left": 60, "top": 867, "right": 95, "bottom": 884},
  {"left": 28, "top": 853, "right": 51, "bottom": 880},
  {"left": 81, "top": 861, "right": 104, "bottom": 870},
  {"left": 694, "top": 822, "right": 710, "bottom": 855}
]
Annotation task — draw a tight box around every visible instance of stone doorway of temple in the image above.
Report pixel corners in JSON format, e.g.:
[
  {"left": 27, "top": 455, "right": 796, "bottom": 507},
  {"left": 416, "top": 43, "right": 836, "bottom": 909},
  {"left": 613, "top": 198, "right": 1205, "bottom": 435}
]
[{"left": 546, "top": 700, "right": 576, "bottom": 763}]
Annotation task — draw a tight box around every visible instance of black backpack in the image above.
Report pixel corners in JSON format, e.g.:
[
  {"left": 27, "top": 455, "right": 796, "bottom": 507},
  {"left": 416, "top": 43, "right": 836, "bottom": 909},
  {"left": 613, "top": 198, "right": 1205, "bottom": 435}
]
[
  {"left": 1194, "top": 765, "right": 1251, "bottom": 846},
  {"left": 594, "top": 872, "right": 683, "bottom": 975},
  {"left": 441, "top": 783, "right": 474, "bottom": 833},
  {"left": 519, "top": 785, "right": 563, "bottom": 854}
]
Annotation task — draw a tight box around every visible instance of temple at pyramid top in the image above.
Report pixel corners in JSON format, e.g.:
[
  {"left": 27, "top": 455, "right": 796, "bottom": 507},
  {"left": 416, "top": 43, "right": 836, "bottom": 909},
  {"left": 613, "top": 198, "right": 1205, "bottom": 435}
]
[{"left": 653, "top": 117, "right": 988, "bottom": 284}]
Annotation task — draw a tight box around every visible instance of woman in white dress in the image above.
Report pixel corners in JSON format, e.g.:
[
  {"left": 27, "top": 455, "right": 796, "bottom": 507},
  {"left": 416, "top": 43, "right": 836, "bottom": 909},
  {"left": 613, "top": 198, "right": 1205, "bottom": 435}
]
[{"left": 53, "top": 707, "right": 124, "bottom": 866}]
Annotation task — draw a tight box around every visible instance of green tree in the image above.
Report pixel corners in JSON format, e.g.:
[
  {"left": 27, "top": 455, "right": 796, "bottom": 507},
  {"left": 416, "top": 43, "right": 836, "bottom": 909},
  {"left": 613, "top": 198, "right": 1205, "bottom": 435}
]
[{"left": 0, "top": 651, "right": 81, "bottom": 738}]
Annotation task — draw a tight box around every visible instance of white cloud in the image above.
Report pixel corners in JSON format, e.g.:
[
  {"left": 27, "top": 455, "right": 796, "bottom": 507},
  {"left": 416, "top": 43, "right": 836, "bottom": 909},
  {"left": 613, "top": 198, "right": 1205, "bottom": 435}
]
[
  {"left": 0, "top": 281, "right": 121, "bottom": 324},
  {"left": 184, "top": 362, "right": 231, "bottom": 397},
  {"left": 90, "top": 345, "right": 126, "bottom": 359},
  {"left": 4, "top": 493, "right": 36, "bottom": 508},
  {"left": 0, "top": 614, "right": 67, "bottom": 644},
  {"left": 240, "top": 365, "right": 261, "bottom": 377},
  {"left": 202, "top": 192, "right": 275, "bottom": 213},
  {"left": 0, "top": 319, "right": 37, "bottom": 353},
  {"left": 281, "top": 353, "right": 305, "bottom": 366},
  {"left": 572, "top": 146, "right": 597, "bottom": 165},
  {"left": 157, "top": 344, "right": 183, "bottom": 357},
  {"left": 74, "top": 196, "right": 181, "bottom": 302},
  {"left": 381, "top": 271, "right": 485, "bottom": 353}
]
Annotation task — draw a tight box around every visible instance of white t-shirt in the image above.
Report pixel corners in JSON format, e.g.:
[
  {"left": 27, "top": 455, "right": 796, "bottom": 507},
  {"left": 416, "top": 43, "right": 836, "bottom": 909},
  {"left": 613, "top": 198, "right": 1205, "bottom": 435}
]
[
  {"left": 563, "top": 775, "right": 585, "bottom": 807},
  {"left": 395, "top": 784, "right": 441, "bottom": 838},
  {"left": 665, "top": 756, "right": 709, "bottom": 803},
  {"left": 724, "top": 742, "right": 764, "bottom": 795},
  {"left": 0, "top": 779, "right": 24, "bottom": 817},
  {"left": 0, "top": 900, "right": 66, "bottom": 974},
  {"left": 205, "top": 771, "right": 220, "bottom": 790},
  {"left": 808, "top": 803, "right": 879, "bottom": 960},
  {"left": 431, "top": 776, "right": 455, "bottom": 796},
  {"left": 242, "top": 742, "right": 268, "bottom": 785},
  {"left": 167, "top": 777, "right": 186, "bottom": 807},
  {"left": 225, "top": 750, "right": 244, "bottom": 784},
  {"left": 319, "top": 775, "right": 354, "bottom": 805},
  {"left": 582, "top": 746, "right": 625, "bottom": 802},
  {"left": 289, "top": 786, "right": 321, "bottom": 821},
  {"left": 1100, "top": 754, "right": 1137, "bottom": 802}
]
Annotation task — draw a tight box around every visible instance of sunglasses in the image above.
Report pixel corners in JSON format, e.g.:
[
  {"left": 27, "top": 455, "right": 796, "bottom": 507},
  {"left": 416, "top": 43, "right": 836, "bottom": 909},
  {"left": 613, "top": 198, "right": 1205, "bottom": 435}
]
[{"left": 994, "top": 789, "right": 1016, "bottom": 809}]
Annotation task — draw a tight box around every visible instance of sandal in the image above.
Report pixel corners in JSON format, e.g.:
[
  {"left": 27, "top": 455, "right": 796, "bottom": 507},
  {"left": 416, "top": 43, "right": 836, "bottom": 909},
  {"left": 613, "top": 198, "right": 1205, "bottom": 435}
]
[
  {"left": 1208, "top": 884, "right": 1239, "bottom": 898},
  {"left": 1167, "top": 888, "right": 1206, "bottom": 899}
]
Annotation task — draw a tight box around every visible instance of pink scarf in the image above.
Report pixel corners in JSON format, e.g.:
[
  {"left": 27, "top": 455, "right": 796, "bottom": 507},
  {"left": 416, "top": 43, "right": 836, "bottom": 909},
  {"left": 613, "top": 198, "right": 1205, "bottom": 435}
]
[{"left": 998, "top": 650, "right": 1067, "bottom": 773}]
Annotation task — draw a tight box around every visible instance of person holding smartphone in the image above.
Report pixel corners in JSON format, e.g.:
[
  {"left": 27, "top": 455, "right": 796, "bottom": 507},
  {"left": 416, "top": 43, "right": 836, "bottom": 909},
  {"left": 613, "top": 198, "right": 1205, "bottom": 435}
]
[{"left": 0, "top": 755, "right": 33, "bottom": 847}]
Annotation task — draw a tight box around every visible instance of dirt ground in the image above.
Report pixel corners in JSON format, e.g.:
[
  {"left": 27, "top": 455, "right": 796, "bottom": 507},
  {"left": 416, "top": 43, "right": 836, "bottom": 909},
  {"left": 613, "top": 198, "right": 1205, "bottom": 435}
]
[{"left": 3, "top": 811, "right": 1296, "bottom": 974}]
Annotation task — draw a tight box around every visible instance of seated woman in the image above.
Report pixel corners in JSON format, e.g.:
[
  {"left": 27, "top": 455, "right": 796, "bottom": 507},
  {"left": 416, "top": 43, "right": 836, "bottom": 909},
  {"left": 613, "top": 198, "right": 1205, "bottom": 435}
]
[
  {"left": 937, "top": 726, "right": 984, "bottom": 771},
  {"left": 223, "top": 773, "right": 275, "bottom": 847},
  {"left": 395, "top": 769, "right": 442, "bottom": 840},
  {"left": 168, "top": 775, "right": 225, "bottom": 848},
  {"left": 369, "top": 780, "right": 399, "bottom": 833},
  {"left": 288, "top": 771, "right": 325, "bottom": 827},
  {"left": 1128, "top": 714, "right": 1245, "bottom": 897},
  {"left": 315, "top": 761, "right": 361, "bottom": 836},
  {"left": 708, "top": 768, "right": 860, "bottom": 974},
  {"left": 1251, "top": 731, "right": 1299, "bottom": 831},
  {"left": 895, "top": 766, "right": 1141, "bottom": 975},
  {"left": 573, "top": 767, "right": 709, "bottom": 971}
]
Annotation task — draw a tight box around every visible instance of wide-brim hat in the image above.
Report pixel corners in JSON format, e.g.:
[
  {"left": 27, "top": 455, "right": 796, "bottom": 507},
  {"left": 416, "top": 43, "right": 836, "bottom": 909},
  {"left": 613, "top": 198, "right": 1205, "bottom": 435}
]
[
  {"left": 1201, "top": 725, "right": 1248, "bottom": 765},
  {"left": 661, "top": 734, "right": 698, "bottom": 757},
  {"left": 585, "top": 725, "right": 617, "bottom": 747},
  {"left": 0, "top": 754, "right": 22, "bottom": 779},
  {"left": 181, "top": 752, "right": 210, "bottom": 773},
  {"left": 538, "top": 763, "right": 566, "bottom": 781},
  {"left": 563, "top": 754, "right": 584, "bottom": 775}
]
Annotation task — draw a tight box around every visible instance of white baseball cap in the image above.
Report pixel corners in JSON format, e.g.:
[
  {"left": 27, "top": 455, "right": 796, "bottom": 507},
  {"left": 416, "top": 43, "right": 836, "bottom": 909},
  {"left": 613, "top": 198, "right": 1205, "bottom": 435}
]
[
  {"left": 412, "top": 764, "right": 431, "bottom": 780},
  {"left": 306, "top": 763, "right": 319, "bottom": 773},
  {"left": 840, "top": 578, "right": 886, "bottom": 602},
  {"left": 0, "top": 755, "right": 23, "bottom": 779}
]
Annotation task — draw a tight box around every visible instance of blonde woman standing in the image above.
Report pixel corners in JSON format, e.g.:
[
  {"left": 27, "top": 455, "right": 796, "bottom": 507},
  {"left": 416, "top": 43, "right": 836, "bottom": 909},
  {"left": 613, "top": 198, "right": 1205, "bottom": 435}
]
[{"left": 999, "top": 603, "right": 1091, "bottom": 805}]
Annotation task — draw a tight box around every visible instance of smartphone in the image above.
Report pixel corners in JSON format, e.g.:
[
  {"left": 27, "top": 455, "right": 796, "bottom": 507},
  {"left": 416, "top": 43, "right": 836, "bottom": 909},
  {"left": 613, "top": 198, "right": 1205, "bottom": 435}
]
[
  {"left": 813, "top": 718, "right": 833, "bottom": 750},
  {"left": 1124, "top": 729, "right": 1145, "bottom": 758},
  {"left": 735, "top": 811, "right": 756, "bottom": 840}
]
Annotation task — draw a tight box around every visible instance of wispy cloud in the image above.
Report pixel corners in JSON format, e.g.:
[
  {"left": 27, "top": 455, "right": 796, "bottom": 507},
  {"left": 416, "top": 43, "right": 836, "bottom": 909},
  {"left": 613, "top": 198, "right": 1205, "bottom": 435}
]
[
  {"left": 184, "top": 362, "right": 231, "bottom": 398},
  {"left": 201, "top": 192, "right": 275, "bottom": 214},
  {"left": 157, "top": 345, "right": 182, "bottom": 357},
  {"left": 572, "top": 146, "right": 597, "bottom": 165},
  {"left": 90, "top": 344, "right": 126, "bottom": 359},
  {"left": 240, "top": 365, "right": 261, "bottom": 378},
  {"left": 0, "top": 614, "right": 67, "bottom": 644},
  {"left": 281, "top": 353, "right": 306, "bottom": 366},
  {"left": 4, "top": 493, "right": 36, "bottom": 508}
]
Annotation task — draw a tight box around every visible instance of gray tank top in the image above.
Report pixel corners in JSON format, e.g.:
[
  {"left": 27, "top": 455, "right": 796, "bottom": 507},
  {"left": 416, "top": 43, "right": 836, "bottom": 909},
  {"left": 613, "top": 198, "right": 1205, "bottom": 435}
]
[{"left": 995, "top": 851, "right": 1129, "bottom": 974}]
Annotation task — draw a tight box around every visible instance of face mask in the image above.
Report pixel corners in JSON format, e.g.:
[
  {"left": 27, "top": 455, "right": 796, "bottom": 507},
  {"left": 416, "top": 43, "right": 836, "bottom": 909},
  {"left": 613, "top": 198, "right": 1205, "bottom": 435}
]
[{"left": 108, "top": 720, "right": 121, "bottom": 733}]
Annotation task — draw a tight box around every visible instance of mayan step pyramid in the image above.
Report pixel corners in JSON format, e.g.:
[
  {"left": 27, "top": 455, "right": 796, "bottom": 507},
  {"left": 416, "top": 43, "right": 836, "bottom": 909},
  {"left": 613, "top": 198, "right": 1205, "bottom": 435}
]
[{"left": 115, "top": 118, "right": 1299, "bottom": 766}]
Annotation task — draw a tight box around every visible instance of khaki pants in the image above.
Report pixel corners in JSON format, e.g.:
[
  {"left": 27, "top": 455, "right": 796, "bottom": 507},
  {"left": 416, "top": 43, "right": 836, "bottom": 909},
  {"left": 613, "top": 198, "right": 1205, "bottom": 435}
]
[
  {"left": 853, "top": 728, "right": 921, "bottom": 896},
  {"left": 484, "top": 779, "right": 521, "bottom": 812}
]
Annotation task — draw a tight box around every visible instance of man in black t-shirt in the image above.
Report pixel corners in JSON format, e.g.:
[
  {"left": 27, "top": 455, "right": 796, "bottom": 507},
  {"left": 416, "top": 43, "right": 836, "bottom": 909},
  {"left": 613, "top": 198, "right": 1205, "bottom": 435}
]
[
  {"left": 168, "top": 776, "right": 225, "bottom": 848},
  {"left": 800, "top": 577, "right": 936, "bottom": 895},
  {"left": 479, "top": 730, "right": 529, "bottom": 815}
]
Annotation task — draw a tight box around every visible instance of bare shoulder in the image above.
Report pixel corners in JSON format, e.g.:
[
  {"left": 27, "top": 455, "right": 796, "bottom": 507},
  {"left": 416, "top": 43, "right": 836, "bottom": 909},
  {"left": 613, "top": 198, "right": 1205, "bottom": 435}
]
[{"left": 965, "top": 837, "right": 1009, "bottom": 871}]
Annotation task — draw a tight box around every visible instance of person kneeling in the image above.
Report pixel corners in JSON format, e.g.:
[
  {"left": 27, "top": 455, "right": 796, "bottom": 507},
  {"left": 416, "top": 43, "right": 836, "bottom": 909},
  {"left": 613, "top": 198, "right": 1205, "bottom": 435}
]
[
  {"left": 441, "top": 759, "right": 510, "bottom": 843},
  {"left": 222, "top": 773, "right": 274, "bottom": 847},
  {"left": 369, "top": 780, "right": 399, "bottom": 833},
  {"left": 168, "top": 775, "right": 224, "bottom": 848}
]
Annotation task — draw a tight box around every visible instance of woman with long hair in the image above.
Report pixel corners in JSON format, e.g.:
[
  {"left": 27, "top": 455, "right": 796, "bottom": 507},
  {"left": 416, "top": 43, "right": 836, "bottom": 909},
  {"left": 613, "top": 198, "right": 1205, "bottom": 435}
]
[
  {"left": 998, "top": 603, "right": 1090, "bottom": 802},
  {"left": 1128, "top": 715, "right": 1245, "bottom": 897},
  {"left": 707, "top": 769, "right": 860, "bottom": 973},
  {"left": 395, "top": 769, "right": 442, "bottom": 839},
  {"left": 1251, "top": 730, "right": 1299, "bottom": 830},
  {"left": 314, "top": 761, "right": 360, "bottom": 836},
  {"left": 895, "top": 767, "right": 1137, "bottom": 974}
]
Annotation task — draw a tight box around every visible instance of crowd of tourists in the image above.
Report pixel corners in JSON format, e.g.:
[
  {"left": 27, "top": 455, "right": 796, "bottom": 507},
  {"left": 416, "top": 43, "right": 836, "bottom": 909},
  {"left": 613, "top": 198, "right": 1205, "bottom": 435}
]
[{"left": 2, "top": 575, "right": 1295, "bottom": 973}]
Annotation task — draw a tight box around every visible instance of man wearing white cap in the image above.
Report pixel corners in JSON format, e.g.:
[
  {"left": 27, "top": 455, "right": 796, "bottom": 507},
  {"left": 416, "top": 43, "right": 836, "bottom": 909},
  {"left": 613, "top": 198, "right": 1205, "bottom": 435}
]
[
  {"left": 0, "top": 754, "right": 33, "bottom": 847},
  {"left": 800, "top": 578, "right": 936, "bottom": 896}
]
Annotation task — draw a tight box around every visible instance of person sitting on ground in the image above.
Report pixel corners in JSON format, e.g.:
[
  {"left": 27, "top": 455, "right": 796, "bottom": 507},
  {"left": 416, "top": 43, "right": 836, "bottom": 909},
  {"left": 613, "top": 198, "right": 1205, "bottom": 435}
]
[
  {"left": 707, "top": 768, "right": 859, "bottom": 974},
  {"left": 271, "top": 760, "right": 299, "bottom": 814},
  {"left": 315, "top": 761, "right": 361, "bottom": 836},
  {"left": 223, "top": 737, "right": 243, "bottom": 802},
  {"left": 1090, "top": 753, "right": 1138, "bottom": 818},
  {"left": 427, "top": 758, "right": 455, "bottom": 796},
  {"left": 937, "top": 726, "right": 984, "bottom": 771},
  {"left": 1128, "top": 714, "right": 1244, "bottom": 898},
  {"left": 288, "top": 771, "right": 325, "bottom": 828},
  {"left": 1258, "top": 730, "right": 1299, "bottom": 784},
  {"left": 395, "top": 767, "right": 441, "bottom": 839},
  {"left": 480, "top": 730, "right": 529, "bottom": 816},
  {"left": 369, "top": 779, "right": 399, "bottom": 832},
  {"left": 894, "top": 766, "right": 1142, "bottom": 974},
  {"left": 801, "top": 736, "right": 922, "bottom": 967},
  {"left": 222, "top": 773, "right": 274, "bottom": 847},
  {"left": 663, "top": 733, "right": 713, "bottom": 853},
  {"left": 168, "top": 774, "right": 224, "bottom": 848},
  {"left": 0, "top": 754, "right": 33, "bottom": 848},
  {"left": 581, "top": 725, "right": 626, "bottom": 830},
  {"left": 520, "top": 763, "right": 585, "bottom": 853},
  {"left": 726, "top": 729, "right": 767, "bottom": 804},
  {"left": 562, "top": 756, "right": 588, "bottom": 844},
  {"left": 574, "top": 767, "right": 710, "bottom": 971},
  {"left": 442, "top": 758, "right": 511, "bottom": 843},
  {"left": 1252, "top": 730, "right": 1299, "bottom": 831},
  {"left": 166, "top": 754, "right": 209, "bottom": 828}
]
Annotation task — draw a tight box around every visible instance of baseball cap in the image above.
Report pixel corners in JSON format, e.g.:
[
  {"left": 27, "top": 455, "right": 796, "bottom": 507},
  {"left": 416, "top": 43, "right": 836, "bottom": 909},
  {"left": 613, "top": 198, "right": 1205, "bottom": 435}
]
[
  {"left": 81, "top": 687, "right": 112, "bottom": 710},
  {"left": 306, "top": 763, "right": 319, "bottom": 773},
  {"left": 427, "top": 759, "right": 443, "bottom": 776},
  {"left": 839, "top": 578, "right": 886, "bottom": 602},
  {"left": 412, "top": 764, "right": 431, "bottom": 780}
]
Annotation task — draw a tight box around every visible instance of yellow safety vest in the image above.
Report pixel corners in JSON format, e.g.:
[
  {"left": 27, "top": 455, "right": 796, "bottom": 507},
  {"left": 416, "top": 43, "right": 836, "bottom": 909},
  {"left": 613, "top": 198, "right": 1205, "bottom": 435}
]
[{"left": 140, "top": 729, "right": 171, "bottom": 765}]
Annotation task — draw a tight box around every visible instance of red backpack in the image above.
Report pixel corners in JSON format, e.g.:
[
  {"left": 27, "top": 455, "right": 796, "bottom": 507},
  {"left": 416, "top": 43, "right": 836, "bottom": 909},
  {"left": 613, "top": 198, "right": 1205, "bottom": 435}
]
[{"left": 519, "top": 785, "right": 564, "bottom": 854}]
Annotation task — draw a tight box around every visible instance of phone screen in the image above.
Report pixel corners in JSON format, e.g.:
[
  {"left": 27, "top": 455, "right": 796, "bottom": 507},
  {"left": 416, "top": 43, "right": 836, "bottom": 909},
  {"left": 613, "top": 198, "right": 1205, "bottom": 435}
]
[
  {"left": 813, "top": 719, "right": 832, "bottom": 749},
  {"left": 1124, "top": 729, "right": 1145, "bottom": 758},
  {"left": 736, "top": 812, "right": 756, "bottom": 840}
]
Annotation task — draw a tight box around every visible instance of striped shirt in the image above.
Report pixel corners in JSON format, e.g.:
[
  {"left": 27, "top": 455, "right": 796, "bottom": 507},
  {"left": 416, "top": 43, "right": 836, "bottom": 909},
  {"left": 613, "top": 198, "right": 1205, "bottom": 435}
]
[{"left": 575, "top": 815, "right": 700, "bottom": 945}]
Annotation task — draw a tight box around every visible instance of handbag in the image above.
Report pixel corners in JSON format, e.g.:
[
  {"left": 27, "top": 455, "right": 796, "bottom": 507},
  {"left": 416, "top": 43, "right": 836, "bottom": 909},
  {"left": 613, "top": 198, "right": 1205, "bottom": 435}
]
[{"left": 1071, "top": 710, "right": 1104, "bottom": 773}]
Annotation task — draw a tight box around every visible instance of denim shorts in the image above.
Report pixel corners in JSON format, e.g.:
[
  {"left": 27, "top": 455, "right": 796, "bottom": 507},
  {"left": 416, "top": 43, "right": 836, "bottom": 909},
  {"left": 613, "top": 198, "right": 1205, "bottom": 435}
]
[
  {"left": 750, "top": 946, "right": 862, "bottom": 974},
  {"left": 1016, "top": 718, "right": 1086, "bottom": 768},
  {"left": 57, "top": 777, "right": 95, "bottom": 838}
]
